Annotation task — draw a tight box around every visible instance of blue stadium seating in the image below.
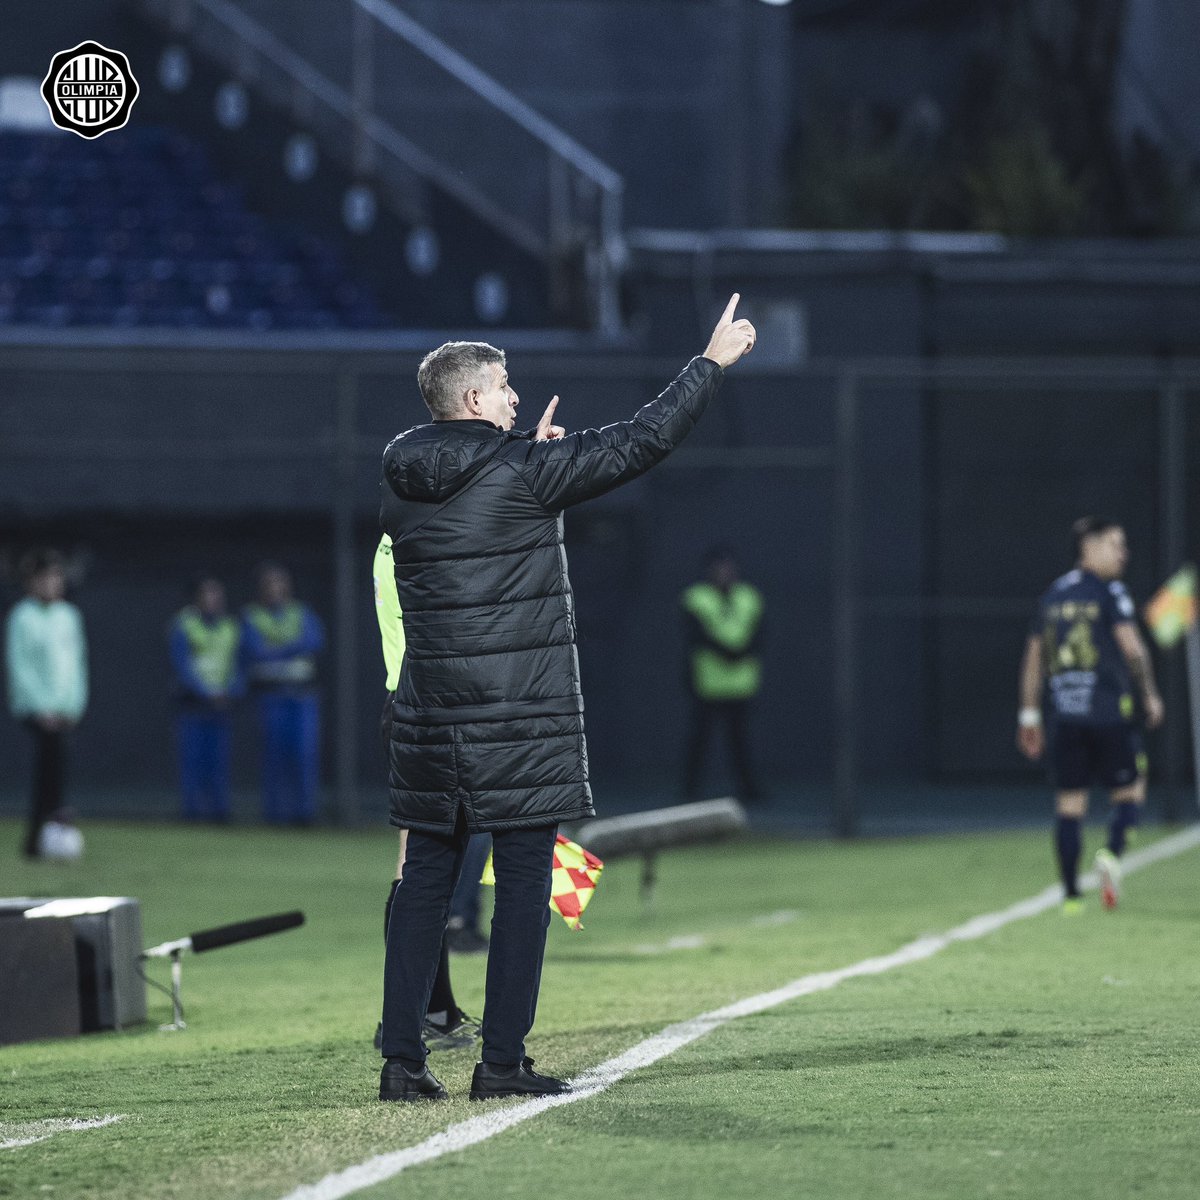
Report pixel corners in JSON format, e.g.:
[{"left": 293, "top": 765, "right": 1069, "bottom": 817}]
[{"left": 0, "top": 127, "right": 383, "bottom": 329}]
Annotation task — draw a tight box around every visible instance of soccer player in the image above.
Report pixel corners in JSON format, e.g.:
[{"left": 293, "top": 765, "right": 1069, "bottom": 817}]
[{"left": 1017, "top": 517, "right": 1164, "bottom": 912}]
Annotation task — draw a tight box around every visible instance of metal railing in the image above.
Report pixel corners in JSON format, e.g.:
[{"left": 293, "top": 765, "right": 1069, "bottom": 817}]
[{"left": 134, "top": 0, "right": 626, "bottom": 332}]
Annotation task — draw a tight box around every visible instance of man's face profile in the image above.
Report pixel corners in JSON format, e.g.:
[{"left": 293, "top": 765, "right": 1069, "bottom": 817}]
[{"left": 471, "top": 361, "right": 519, "bottom": 430}]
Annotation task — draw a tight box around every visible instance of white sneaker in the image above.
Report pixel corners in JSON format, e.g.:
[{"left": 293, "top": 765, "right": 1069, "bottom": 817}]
[{"left": 1095, "top": 848, "right": 1121, "bottom": 910}]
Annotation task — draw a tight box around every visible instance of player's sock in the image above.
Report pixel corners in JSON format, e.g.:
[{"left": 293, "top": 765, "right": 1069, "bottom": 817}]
[
  {"left": 427, "top": 937, "right": 458, "bottom": 1020},
  {"left": 384, "top": 878, "right": 401, "bottom": 942},
  {"left": 1055, "top": 815, "right": 1082, "bottom": 897},
  {"left": 1107, "top": 801, "right": 1140, "bottom": 857}
]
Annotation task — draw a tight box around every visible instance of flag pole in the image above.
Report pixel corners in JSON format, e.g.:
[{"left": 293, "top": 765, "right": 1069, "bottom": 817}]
[{"left": 1186, "top": 621, "right": 1200, "bottom": 812}]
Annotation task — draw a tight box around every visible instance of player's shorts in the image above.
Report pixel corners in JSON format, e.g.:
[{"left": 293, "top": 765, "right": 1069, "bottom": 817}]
[{"left": 1050, "top": 722, "right": 1146, "bottom": 791}]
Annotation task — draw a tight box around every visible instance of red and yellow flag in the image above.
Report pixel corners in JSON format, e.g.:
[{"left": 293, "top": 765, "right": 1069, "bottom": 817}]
[
  {"left": 1145, "top": 565, "right": 1197, "bottom": 649},
  {"left": 481, "top": 834, "right": 604, "bottom": 931}
]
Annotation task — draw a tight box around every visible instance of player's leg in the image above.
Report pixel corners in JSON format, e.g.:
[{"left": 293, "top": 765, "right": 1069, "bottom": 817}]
[
  {"left": 1050, "top": 723, "right": 1090, "bottom": 910},
  {"left": 1095, "top": 729, "right": 1146, "bottom": 909},
  {"left": 1055, "top": 790, "right": 1089, "bottom": 911}
]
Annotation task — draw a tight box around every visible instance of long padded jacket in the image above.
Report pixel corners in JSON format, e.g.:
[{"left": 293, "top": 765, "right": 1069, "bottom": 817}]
[{"left": 379, "top": 355, "right": 723, "bottom": 834}]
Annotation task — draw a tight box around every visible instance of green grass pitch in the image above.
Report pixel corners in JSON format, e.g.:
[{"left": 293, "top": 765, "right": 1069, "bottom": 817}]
[{"left": 2, "top": 816, "right": 1199, "bottom": 1200}]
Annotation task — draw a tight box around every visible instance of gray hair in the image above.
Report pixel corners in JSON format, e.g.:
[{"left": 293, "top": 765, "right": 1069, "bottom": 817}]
[{"left": 417, "top": 341, "right": 505, "bottom": 420}]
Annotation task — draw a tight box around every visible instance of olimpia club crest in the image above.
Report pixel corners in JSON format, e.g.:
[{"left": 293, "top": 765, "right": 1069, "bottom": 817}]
[{"left": 42, "top": 42, "right": 139, "bottom": 138}]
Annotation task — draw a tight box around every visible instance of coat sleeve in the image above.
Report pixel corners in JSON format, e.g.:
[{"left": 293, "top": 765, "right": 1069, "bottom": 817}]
[{"left": 510, "top": 357, "right": 723, "bottom": 511}]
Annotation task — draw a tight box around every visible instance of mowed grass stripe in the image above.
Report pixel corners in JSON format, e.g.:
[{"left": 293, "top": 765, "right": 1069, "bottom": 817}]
[{"left": 281, "top": 825, "right": 1200, "bottom": 1200}]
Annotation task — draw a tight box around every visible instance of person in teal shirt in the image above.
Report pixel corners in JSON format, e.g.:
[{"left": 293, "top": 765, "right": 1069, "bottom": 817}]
[
  {"left": 169, "top": 576, "right": 243, "bottom": 822},
  {"left": 5, "top": 549, "right": 88, "bottom": 858}
]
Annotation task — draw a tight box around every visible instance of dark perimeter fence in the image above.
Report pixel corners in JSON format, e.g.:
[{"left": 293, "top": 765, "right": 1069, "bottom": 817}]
[{"left": 2, "top": 331, "right": 1197, "bottom": 834}]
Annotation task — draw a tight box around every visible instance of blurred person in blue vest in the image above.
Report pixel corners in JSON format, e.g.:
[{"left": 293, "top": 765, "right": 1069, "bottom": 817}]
[
  {"left": 5, "top": 549, "right": 88, "bottom": 859},
  {"left": 241, "top": 562, "right": 325, "bottom": 824},
  {"left": 168, "top": 575, "right": 243, "bottom": 822},
  {"left": 681, "top": 548, "right": 765, "bottom": 803}
]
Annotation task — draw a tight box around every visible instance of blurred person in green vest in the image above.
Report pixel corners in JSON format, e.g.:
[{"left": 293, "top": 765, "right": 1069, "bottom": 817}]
[
  {"left": 681, "top": 548, "right": 764, "bottom": 802},
  {"left": 373, "top": 534, "right": 479, "bottom": 1050},
  {"left": 241, "top": 563, "right": 325, "bottom": 824},
  {"left": 168, "top": 575, "right": 243, "bottom": 822},
  {"left": 5, "top": 549, "right": 88, "bottom": 859}
]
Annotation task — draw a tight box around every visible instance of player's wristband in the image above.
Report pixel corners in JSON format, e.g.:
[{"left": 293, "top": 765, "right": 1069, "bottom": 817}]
[{"left": 1018, "top": 707, "right": 1042, "bottom": 728}]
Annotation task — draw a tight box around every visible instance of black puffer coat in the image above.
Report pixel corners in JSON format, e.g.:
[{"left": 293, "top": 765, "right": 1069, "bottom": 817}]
[{"left": 380, "top": 355, "right": 723, "bottom": 833}]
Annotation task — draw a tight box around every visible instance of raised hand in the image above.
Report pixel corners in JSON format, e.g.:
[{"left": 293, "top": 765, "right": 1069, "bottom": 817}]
[
  {"left": 535, "top": 396, "right": 566, "bottom": 441},
  {"left": 702, "top": 292, "right": 757, "bottom": 369}
]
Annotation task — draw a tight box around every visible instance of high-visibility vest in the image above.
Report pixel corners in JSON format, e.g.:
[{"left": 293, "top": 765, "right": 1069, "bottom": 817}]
[
  {"left": 243, "top": 601, "right": 315, "bottom": 686},
  {"left": 175, "top": 608, "right": 239, "bottom": 692},
  {"left": 373, "top": 534, "right": 406, "bottom": 690},
  {"left": 682, "top": 581, "right": 764, "bottom": 701}
]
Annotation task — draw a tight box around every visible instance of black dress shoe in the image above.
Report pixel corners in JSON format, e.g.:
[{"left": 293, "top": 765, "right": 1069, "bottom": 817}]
[
  {"left": 469, "top": 1058, "right": 571, "bottom": 1101},
  {"left": 379, "top": 1061, "right": 448, "bottom": 1102}
]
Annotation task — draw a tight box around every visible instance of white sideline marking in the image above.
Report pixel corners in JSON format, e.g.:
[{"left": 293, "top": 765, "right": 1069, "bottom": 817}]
[
  {"left": 281, "top": 825, "right": 1200, "bottom": 1200},
  {"left": 750, "top": 909, "right": 801, "bottom": 928},
  {"left": 0, "top": 1114, "right": 125, "bottom": 1151},
  {"left": 633, "top": 933, "right": 707, "bottom": 955}
]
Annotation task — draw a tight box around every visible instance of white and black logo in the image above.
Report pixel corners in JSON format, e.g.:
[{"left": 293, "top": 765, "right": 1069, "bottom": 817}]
[{"left": 42, "top": 42, "right": 139, "bottom": 138}]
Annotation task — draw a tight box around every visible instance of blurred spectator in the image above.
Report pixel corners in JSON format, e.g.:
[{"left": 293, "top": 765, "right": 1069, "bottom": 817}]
[
  {"left": 241, "top": 563, "right": 325, "bottom": 824},
  {"left": 169, "top": 575, "right": 243, "bottom": 822},
  {"left": 681, "top": 549, "right": 764, "bottom": 803},
  {"left": 5, "top": 549, "right": 88, "bottom": 858}
]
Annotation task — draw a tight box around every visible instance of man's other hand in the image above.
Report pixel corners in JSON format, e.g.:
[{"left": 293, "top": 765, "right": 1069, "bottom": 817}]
[
  {"left": 702, "top": 293, "right": 757, "bottom": 369},
  {"left": 535, "top": 396, "right": 565, "bottom": 441},
  {"left": 1145, "top": 691, "right": 1165, "bottom": 729}
]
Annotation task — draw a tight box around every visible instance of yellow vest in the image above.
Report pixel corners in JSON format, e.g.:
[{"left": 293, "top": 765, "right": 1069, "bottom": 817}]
[
  {"left": 175, "top": 608, "right": 239, "bottom": 691},
  {"left": 682, "top": 581, "right": 764, "bottom": 701}
]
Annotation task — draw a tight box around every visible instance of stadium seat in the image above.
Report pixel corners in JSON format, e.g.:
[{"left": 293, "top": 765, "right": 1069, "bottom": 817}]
[{"left": 0, "top": 127, "right": 383, "bottom": 329}]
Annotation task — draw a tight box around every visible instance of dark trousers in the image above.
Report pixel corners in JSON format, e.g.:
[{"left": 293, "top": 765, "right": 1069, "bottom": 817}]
[
  {"left": 257, "top": 692, "right": 320, "bottom": 823},
  {"left": 382, "top": 812, "right": 557, "bottom": 1067},
  {"left": 449, "top": 833, "right": 493, "bottom": 930},
  {"left": 23, "top": 720, "right": 66, "bottom": 858},
  {"left": 176, "top": 709, "right": 232, "bottom": 821},
  {"left": 682, "top": 696, "right": 761, "bottom": 801}
]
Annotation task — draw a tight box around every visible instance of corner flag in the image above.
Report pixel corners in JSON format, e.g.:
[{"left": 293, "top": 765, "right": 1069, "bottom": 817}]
[
  {"left": 481, "top": 835, "right": 605, "bottom": 931},
  {"left": 1145, "top": 565, "right": 1197, "bottom": 648}
]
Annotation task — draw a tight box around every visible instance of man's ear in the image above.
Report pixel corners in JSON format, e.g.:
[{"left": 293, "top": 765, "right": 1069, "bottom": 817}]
[{"left": 463, "top": 388, "right": 481, "bottom": 415}]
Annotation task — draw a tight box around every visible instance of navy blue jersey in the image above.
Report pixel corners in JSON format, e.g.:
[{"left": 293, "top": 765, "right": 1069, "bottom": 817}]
[{"left": 1030, "top": 569, "right": 1136, "bottom": 726}]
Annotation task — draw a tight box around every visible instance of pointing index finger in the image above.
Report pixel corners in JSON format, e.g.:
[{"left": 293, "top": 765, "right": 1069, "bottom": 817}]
[
  {"left": 538, "top": 396, "right": 559, "bottom": 429},
  {"left": 719, "top": 292, "right": 740, "bottom": 325}
]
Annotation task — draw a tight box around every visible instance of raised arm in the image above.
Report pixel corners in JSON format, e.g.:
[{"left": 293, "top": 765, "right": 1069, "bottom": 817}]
[{"left": 512, "top": 294, "right": 756, "bottom": 511}]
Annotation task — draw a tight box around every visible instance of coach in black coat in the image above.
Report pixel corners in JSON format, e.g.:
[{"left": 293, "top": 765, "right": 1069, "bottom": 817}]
[{"left": 377, "top": 294, "right": 757, "bottom": 1102}]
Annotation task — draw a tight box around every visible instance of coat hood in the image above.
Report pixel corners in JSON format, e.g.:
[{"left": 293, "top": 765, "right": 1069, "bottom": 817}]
[{"left": 382, "top": 420, "right": 511, "bottom": 504}]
